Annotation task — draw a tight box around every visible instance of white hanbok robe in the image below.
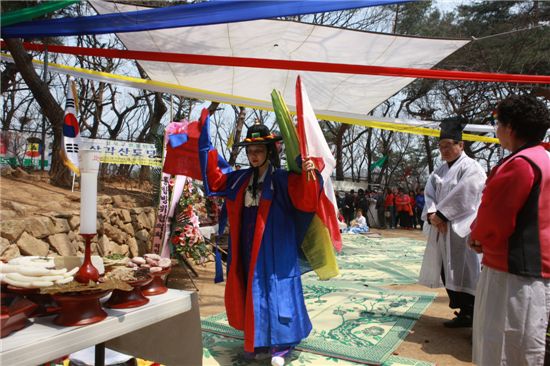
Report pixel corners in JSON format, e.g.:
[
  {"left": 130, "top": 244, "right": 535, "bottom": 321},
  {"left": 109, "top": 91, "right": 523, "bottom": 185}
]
[{"left": 418, "top": 152, "right": 486, "bottom": 295}]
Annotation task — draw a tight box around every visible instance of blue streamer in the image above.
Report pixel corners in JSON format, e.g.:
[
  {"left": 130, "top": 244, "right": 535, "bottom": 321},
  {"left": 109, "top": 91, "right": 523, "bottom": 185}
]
[{"left": 2, "top": 0, "right": 410, "bottom": 38}]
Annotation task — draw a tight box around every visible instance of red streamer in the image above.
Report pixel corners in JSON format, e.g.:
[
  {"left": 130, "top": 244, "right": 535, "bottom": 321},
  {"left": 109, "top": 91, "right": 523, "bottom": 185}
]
[{"left": 3, "top": 41, "right": 549, "bottom": 84}]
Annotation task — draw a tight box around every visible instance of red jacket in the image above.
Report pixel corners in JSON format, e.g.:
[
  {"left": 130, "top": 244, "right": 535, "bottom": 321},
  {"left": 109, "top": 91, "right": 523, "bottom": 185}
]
[
  {"left": 395, "top": 194, "right": 411, "bottom": 213},
  {"left": 471, "top": 145, "right": 550, "bottom": 278},
  {"left": 384, "top": 193, "right": 394, "bottom": 208}
]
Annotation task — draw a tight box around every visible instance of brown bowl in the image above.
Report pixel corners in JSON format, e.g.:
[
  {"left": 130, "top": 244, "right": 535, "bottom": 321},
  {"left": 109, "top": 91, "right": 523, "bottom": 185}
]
[
  {"left": 104, "top": 275, "right": 153, "bottom": 309},
  {"left": 1, "top": 297, "right": 38, "bottom": 338},
  {"left": 52, "top": 290, "right": 111, "bottom": 326},
  {"left": 141, "top": 267, "right": 171, "bottom": 296},
  {"left": 5, "top": 285, "right": 60, "bottom": 317}
]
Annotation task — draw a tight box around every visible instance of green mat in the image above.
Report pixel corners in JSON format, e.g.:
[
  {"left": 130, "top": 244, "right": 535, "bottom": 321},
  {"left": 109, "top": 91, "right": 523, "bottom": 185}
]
[
  {"left": 202, "top": 281, "right": 435, "bottom": 365},
  {"left": 303, "top": 235, "right": 427, "bottom": 286},
  {"left": 203, "top": 331, "right": 434, "bottom": 365}
]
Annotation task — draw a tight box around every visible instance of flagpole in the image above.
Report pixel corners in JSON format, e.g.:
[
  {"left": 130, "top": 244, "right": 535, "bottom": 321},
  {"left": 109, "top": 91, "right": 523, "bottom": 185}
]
[
  {"left": 71, "top": 171, "right": 76, "bottom": 192},
  {"left": 40, "top": 46, "right": 48, "bottom": 171}
]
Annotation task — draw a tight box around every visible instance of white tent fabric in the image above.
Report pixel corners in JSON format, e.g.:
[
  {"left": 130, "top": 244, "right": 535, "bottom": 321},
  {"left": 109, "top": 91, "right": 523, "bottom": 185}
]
[
  {"left": 93, "top": 1, "right": 470, "bottom": 120},
  {"left": 0, "top": 52, "right": 495, "bottom": 139}
]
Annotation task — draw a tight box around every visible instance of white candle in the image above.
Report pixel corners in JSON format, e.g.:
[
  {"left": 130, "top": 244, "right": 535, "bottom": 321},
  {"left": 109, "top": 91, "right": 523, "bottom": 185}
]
[{"left": 79, "top": 150, "right": 101, "bottom": 234}]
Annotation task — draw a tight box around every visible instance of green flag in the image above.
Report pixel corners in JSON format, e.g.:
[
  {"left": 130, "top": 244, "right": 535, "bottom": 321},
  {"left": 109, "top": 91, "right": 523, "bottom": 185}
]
[
  {"left": 270, "top": 89, "right": 301, "bottom": 173},
  {"left": 369, "top": 155, "right": 387, "bottom": 171},
  {"left": 1, "top": 0, "right": 78, "bottom": 27}
]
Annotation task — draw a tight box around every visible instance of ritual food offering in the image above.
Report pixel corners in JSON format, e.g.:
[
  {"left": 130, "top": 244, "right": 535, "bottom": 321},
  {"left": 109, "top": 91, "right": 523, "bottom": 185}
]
[
  {"left": 103, "top": 254, "right": 131, "bottom": 271},
  {"left": 126, "top": 254, "right": 172, "bottom": 273},
  {"left": 0, "top": 262, "right": 78, "bottom": 289}
]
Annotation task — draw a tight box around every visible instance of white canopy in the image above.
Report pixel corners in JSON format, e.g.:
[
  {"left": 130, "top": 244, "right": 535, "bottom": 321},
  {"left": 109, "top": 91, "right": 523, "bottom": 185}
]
[{"left": 94, "top": 1, "right": 470, "bottom": 121}]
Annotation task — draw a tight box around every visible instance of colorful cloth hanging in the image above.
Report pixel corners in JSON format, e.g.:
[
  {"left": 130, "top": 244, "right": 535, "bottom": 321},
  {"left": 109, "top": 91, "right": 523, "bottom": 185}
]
[
  {"left": 1, "top": 0, "right": 408, "bottom": 38},
  {"left": 0, "top": 0, "right": 78, "bottom": 27}
]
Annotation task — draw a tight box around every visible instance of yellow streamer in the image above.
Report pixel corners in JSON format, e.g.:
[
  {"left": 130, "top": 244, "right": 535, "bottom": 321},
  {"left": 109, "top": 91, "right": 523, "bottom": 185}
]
[{"left": 1, "top": 53, "right": 498, "bottom": 144}]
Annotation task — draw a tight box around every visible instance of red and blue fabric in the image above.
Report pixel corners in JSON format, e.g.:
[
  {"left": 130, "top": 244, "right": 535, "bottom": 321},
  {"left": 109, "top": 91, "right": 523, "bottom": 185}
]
[
  {"left": 200, "top": 128, "right": 322, "bottom": 352},
  {"left": 63, "top": 113, "right": 79, "bottom": 138}
]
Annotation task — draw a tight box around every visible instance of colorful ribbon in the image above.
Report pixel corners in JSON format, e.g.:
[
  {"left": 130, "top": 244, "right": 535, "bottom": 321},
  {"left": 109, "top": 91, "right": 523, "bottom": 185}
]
[
  {"left": 1, "top": 0, "right": 408, "bottom": 38},
  {"left": 3, "top": 41, "right": 549, "bottom": 85},
  {"left": 0, "top": 0, "right": 78, "bottom": 27}
]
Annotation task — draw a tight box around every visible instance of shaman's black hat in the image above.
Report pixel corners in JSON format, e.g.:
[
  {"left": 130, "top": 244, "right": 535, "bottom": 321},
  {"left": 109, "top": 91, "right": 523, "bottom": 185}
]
[
  {"left": 235, "top": 123, "right": 283, "bottom": 147},
  {"left": 439, "top": 117, "right": 467, "bottom": 141}
]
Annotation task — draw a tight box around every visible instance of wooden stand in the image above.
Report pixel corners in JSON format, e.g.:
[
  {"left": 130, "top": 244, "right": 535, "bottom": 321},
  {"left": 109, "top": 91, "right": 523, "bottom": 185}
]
[{"left": 52, "top": 290, "right": 110, "bottom": 326}]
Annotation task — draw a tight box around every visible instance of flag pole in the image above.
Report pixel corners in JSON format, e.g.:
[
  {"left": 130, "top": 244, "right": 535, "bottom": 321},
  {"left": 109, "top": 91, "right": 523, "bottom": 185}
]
[
  {"left": 295, "top": 76, "right": 316, "bottom": 181},
  {"left": 71, "top": 171, "right": 76, "bottom": 192}
]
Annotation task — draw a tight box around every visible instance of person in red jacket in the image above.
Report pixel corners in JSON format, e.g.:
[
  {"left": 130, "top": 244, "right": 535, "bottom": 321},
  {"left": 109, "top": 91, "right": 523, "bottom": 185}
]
[
  {"left": 384, "top": 188, "right": 395, "bottom": 229},
  {"left": 395, "top": 189, "right": 411, "bottom": 229},
  {"left": 469, "top": 95, "right": 550, "bottom": 365}
]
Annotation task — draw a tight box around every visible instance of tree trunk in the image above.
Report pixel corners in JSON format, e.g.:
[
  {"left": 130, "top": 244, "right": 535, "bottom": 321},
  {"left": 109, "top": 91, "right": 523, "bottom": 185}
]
[
  {"left": 423, "top": 135, "right": 434, "bottom": 173},
  {"left": 4, "top": 38, "right": 71, "bottom": 187},
  {"left": 228, "top": 106, "right": 246, "bottom": 167},
  {"left": 334, "top": 124, "right": 350, "bottom": 180},
  {"left": 366, "top": 128, "right": 373, "bottom": 185}
]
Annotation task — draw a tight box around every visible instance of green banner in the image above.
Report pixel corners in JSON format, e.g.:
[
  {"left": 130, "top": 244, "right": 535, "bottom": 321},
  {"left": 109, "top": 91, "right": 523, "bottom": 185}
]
[
  {"left": 369, "top": 155, "right": 387, "bottom": 171},
  {"left": 271, "top": 89, "right": 301, "bottom": 174},
  {"left": 1, "top": 0, "right": 78, "bottom": 27}
]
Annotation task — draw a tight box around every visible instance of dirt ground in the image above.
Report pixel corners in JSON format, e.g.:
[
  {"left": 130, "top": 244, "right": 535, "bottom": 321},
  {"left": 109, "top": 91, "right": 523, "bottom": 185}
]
[{"left": 0, "top": 175, "right": 473, "bottom": 365}]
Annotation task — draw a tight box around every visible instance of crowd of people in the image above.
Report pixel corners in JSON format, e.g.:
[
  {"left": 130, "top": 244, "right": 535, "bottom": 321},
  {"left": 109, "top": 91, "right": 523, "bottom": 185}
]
[{"left": 335, "top": 186, "right": 426, "bottom": 231}]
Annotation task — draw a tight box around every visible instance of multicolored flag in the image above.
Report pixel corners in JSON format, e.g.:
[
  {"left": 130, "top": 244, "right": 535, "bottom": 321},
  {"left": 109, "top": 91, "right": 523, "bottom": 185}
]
[
  {"left": 295, "top": 76, "right": 342, "bottom": 252},
  {"left": 61, "top": 79, "right": 80, "bottom": 174}
]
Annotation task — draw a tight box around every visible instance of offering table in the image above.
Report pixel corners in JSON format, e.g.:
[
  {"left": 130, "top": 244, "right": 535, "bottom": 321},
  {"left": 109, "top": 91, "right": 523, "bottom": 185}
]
[{"left": 0, "top": 289, "right": 202, "bottom": 366}]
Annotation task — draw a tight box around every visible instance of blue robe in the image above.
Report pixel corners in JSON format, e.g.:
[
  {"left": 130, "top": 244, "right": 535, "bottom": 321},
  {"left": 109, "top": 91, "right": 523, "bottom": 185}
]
[{"left": 202, "top": 149, "right": 320, "bottom": 351}]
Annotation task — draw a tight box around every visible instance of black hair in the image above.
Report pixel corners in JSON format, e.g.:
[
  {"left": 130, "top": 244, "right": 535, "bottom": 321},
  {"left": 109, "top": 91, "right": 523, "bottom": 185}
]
[{"left": 497, "top": 95, "right": 550, "bottom": 143}]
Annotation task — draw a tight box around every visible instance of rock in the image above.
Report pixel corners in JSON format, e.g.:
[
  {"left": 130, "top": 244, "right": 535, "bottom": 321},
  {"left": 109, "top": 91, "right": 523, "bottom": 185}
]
[
  {"left": 53, "top": 218, "right": 71, "bottom": 234},
  {"left": 4, "top": 201, "right": 29, "bottom": 215},
  {"left": 0, "top": 244, "right": 20, "bottom": 261},
  {"left": 147, "top": 211, "right": 157, "bottom": 228},
  {"left": 103, "top": 222, "right": 127, "bottom": 244},
  {"left": 136, "top": 212, "right": 153, "bottom": 230},
  {"left": 48, "top": 233, "right": 76, "bottom": 256},
  {"left": 0, "top": 165, "right": 15, "bottom": 176},
  {"left": 1, "top": 210, "right": 17, "bottom": 220},
  {"left": 130, "top": 207, "right": 144, "bottom": 215},
  {"left": 0, "top": 237, "right": 10, "bottom": 254},
  {"left": 12, "top": 167, "right": 30, "bottom": 178},
  {"left": 54, "top": 212, "right": 73, "bottom": 219},
  {"left": 68, "top": 231, "right": 77, "bottom": 241},
  {"left": 67, "top": 193, "right": 80, "bottom": 202},
  {"left": 127, "top": 237, "right": 139, "bottom": 257},
  {"left": 135, "top": 229, "right": 151, "bottom": 253},
  {"left": 1, "top": 219, "right": 26, "bottom": 241},
  {"left": 68, "top": 216, "right": 80, "bottom": 230},
  {"left": 16, "top": 232, "right": 49, "bottom": 256},
  {"left": 112, "top": 195, "right": 125, "bottom": 208},
  {"left": 97, "top": 235, "right": 121, "bottom": 256},
  {"left": 120, "top": 209, "right": 131, "bottom": 223},
  {"left": 24, "top": 216, "right": 55, "bottom": 238},
  {"left": 40, "top": 201, "right": 64, "bottom": 212},
  {"left": 121, "top": 223, "right": 135, "bottom": 237},
  {"left": 110, "top": 214, "right": 122, "bottom": 227},
  {"left": 98, "top": 195, "right": 113, "bottom": 205},
  {"left": 112, "top": 244, "right": 129, "bottom": 256}
]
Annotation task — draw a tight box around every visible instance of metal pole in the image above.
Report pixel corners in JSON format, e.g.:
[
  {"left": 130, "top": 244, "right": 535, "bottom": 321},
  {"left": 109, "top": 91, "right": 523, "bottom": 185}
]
[{"left": 40, "top": 46, "right": 48, "bottom": 171}]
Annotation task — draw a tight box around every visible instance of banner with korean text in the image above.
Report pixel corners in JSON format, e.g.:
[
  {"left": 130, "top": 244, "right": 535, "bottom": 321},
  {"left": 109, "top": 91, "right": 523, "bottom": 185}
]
[{"left": 81, "top": 138, "right": 161, "bottom": 167}]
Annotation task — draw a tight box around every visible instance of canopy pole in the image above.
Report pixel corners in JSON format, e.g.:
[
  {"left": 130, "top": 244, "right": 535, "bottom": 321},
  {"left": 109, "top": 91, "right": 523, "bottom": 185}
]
[{"left": 40, "top": 46, "right": 48, "bottom": 171}]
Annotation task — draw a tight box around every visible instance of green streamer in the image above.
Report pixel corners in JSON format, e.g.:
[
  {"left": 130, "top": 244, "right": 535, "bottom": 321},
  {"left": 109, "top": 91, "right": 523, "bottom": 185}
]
[
  {"left": 1, "top": 0, "right": 78, "bottom": 27},
  {"left": 270, "top": 89, "right": 301, "bottom": 174}
]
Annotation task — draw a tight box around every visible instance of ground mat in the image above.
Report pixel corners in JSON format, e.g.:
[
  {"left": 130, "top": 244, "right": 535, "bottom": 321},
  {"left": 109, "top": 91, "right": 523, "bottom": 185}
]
[{"left": 202, "top": 281, "right": 435, "bottom": 365}]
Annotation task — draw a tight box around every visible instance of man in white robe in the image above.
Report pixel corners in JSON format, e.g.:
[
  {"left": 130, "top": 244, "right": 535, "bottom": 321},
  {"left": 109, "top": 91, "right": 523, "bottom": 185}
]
[{"left": 418, "top": 117, "right": 486, "bottom": 328}]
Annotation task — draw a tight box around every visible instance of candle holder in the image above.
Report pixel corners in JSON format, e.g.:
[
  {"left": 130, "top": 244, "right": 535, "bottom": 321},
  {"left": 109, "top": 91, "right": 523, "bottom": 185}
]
[{"left": 75, "top": 233, "right": 100, "bottom": 284}]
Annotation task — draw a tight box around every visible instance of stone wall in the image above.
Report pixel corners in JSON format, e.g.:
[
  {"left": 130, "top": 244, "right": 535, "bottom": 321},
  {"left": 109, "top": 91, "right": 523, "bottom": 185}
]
[{"left": 0, "top": 195, "right": 157, "bottom": 262}]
